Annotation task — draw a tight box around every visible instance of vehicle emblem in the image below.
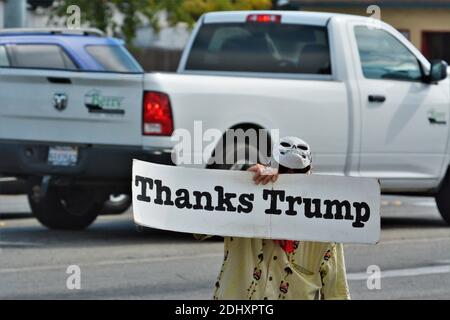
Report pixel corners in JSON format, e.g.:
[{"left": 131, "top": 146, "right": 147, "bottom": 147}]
[
  {"left": 53, "top": 93, "right": 68, "bottom": 111},
  {"left": 84, "top": 89, "right": 125, "bottom": 115}
]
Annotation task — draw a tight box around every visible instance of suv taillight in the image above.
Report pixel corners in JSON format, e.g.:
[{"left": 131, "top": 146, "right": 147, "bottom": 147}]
[{"left": 143, "top": 91, "right": 173, "bottom": 136}]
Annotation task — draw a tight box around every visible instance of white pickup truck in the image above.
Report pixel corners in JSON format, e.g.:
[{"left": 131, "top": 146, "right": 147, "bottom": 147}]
[{"left": 1, "top": 11, "right": 449, "bottom": 229}]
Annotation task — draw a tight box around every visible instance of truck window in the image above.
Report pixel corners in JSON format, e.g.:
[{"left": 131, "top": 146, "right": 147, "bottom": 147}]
[
  {"left": 185, "top": 23, "right": 331, "bottom": 75},
  {"left": 0, "top": 45, "right": 9, "bottom": 66},
  {"left": 354, "top": 26, "right": 422, "bottom": 81},
  {"left": 12, "top": 44, "right": 77, "bottom": 70},
  {"left": 85, "top": 45, "right": 143, "bottom": 73}
]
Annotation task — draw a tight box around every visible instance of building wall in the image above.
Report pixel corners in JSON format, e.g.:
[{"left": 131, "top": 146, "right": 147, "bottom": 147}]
[{"left": 302, "top": 7, "right": 450, "bottom": 51}]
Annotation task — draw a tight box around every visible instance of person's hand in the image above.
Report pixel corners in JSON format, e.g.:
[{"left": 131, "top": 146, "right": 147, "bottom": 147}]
[{"left": 247, "top": 164, "right": 278, "bottom": 185}]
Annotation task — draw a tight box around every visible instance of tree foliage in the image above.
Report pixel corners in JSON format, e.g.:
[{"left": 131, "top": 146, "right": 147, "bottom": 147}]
[
  {"left": 163, "top": 0, "right": 273, "bottom": 27},
  {"left": 50, "top": 0, "right": 161, "bottom": 44},
  {"left": 50, "top": 0, "right": 273, "bottom": 44}
]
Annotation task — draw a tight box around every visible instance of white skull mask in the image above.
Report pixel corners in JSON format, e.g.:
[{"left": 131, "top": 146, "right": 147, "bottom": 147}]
[{"left": 272, "top": 136, "right": 312, "bottom": 169}]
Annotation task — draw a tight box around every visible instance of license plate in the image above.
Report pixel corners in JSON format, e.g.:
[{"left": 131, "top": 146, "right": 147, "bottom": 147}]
[{"left": 48, "top": 146, "right": 78, "bottom": 167}]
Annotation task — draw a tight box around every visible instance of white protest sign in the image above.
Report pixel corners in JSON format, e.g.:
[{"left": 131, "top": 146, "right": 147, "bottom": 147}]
[{"left": 132, "top": 160, "right": 380, "bottom": 244}]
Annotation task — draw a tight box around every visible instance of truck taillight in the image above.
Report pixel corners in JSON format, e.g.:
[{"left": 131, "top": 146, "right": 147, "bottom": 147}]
[
  {"left": 143, "top": 91, "right": 173, "bottom": 136},
  {"left": 246, "top": 14, "right": 281, "bottom": 23}
]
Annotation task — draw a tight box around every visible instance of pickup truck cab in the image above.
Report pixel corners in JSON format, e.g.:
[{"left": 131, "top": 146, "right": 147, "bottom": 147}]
[{"left": 1, "top": 12, "right": 450, "bottom": 229}]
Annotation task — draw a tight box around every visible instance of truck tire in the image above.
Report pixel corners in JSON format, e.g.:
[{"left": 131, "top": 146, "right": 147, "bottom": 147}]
[
  {"left": 435, "top": 179, "right": 450, "bottom": 225},
  {"left": 28, "top": 186, "right": 101, "bottom": 230}
]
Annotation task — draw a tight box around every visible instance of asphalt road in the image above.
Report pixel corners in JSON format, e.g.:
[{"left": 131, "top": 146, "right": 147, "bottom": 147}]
[{"left": 0, "top": 195, "right": 449, "bottom": 300}]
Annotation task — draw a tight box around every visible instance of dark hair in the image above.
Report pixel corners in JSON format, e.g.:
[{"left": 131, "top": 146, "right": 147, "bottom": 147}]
[{"left": 278, "top": 164, "right": 311, "bottom": 174}]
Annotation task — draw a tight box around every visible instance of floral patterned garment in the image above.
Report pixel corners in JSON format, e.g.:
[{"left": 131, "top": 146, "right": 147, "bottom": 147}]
[{"left": 211, "top": 237, "right": 351, "bottom": 300}]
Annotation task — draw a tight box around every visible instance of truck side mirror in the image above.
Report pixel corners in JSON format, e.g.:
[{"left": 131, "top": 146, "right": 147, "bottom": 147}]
[{"left": 427, "top": 60, "right": 448, "bottom": 83}]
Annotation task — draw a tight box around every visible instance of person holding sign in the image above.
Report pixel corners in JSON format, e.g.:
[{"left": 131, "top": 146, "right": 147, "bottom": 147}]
[{"left": 207, "top": 137, "right": 351, "bottom": 300}]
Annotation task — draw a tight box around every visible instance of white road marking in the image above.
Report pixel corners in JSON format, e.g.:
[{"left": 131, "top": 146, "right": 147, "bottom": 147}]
[
  {"left": 0, "top": 241, "right": 41, "bottom": 247},
  {"left": 0, "top": 235, "right": 447, "bottom": 252},
  {"left": 1, "top": 248, "right": 449, "bottom": 284},
  {"left": 0, "top": 252, "right": 223, "bottom": 274},
  {"left": 347, "top": 236, "right": 450, "bottom": 246},
  {"left": 412, "top": 201, "right": 436, "bottom": 207},
  {"left": 347, "top": 265, "right": 450, "bottom": 280},
  {"left": 380, "top": 197, "right": 436, "bottom": 207},
  {"left": 435, "top": 259, "right": 450, "bottom": 264},
  {"left": 0, "top": 177, "right": 17, "bottom": 182}
]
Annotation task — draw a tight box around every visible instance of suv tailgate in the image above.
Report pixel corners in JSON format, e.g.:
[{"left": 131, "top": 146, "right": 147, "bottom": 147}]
[{"left": 0, "top": 68, "right": 144, "bottom": 146}]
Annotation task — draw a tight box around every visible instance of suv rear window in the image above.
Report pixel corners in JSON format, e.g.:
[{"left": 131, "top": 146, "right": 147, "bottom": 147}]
[
  {"left": 185, "top": 23, "right": 331, "bottom": 74},
  {"left": 85, "top": 45, "right": 143, "bottom": 73},
  {"left": 12, "top": 44, "right": 77, "bottom": 70}
]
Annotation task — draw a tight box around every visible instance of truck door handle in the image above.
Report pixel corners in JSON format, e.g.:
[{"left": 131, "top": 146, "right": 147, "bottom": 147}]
[
  {"left": 47, "top": 77, "right": 72, "bottom": 84},
  {"left": 368, "top": 95, "right": 386, "bottom": 103}
]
